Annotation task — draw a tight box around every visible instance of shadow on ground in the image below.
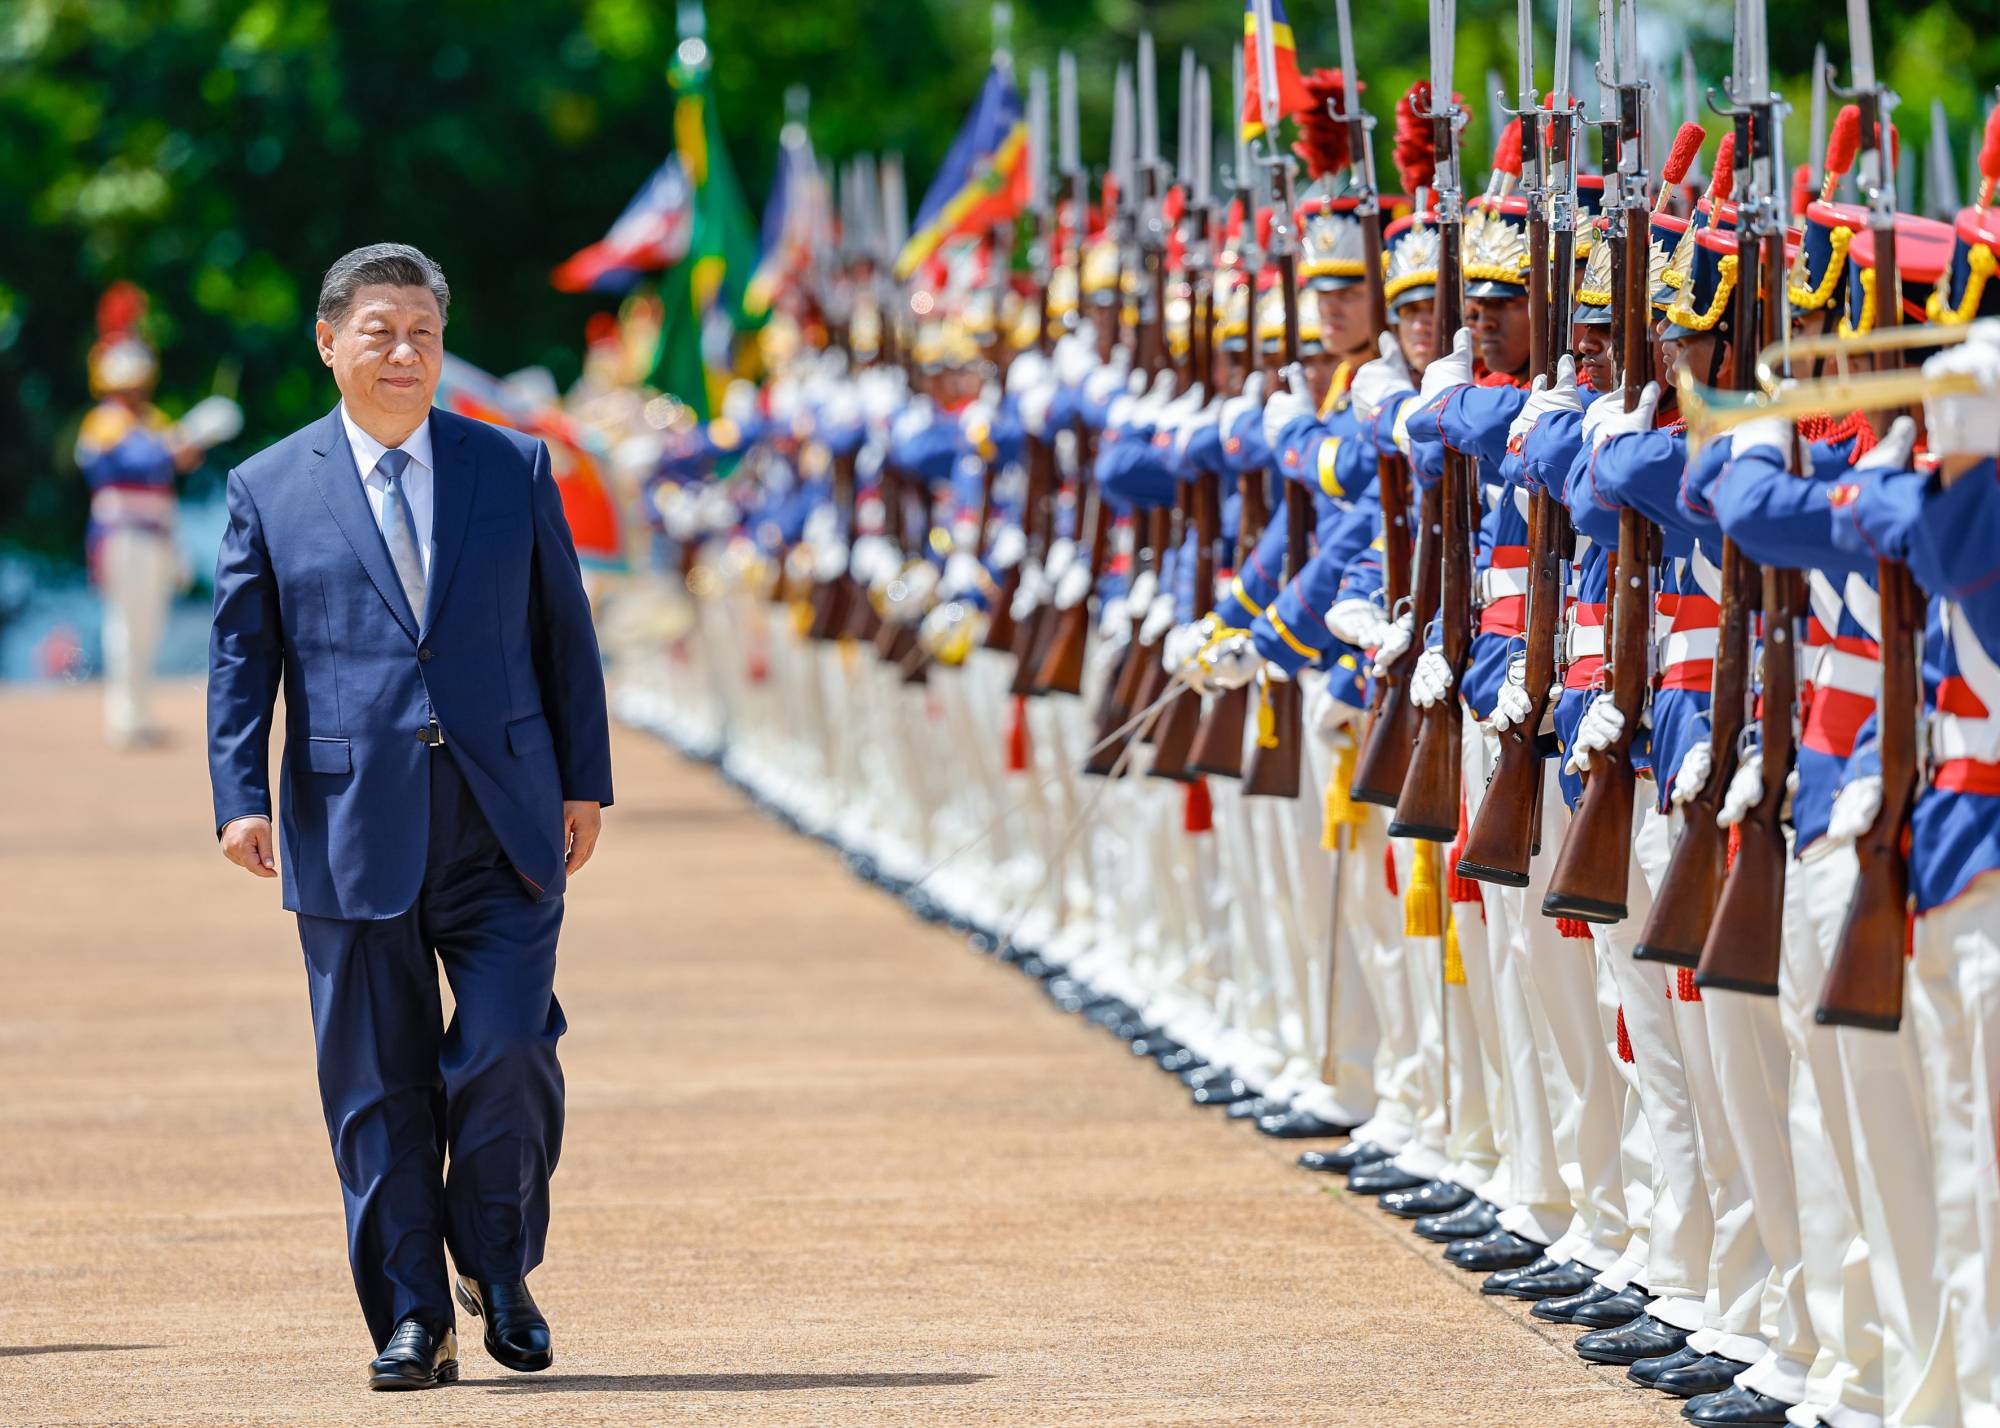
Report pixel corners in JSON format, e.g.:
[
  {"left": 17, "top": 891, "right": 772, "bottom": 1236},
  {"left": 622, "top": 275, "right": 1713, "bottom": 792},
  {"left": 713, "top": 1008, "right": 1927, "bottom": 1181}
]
[{"left": 473, "top": 1370, "right": 995, "bottom": 1394}]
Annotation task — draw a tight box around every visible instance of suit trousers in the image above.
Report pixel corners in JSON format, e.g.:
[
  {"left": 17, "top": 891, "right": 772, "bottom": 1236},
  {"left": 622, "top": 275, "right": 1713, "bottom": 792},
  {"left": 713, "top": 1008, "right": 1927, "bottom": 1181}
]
[{"left": 296, "top": 747, "right": 566, "bottom": 1351}]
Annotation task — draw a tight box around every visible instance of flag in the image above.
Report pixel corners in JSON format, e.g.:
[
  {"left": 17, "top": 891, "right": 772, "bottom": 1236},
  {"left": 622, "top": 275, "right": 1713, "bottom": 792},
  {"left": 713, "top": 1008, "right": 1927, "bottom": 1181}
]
[
  {"left": 894, "top": 63, "right": 1028, "bottom": 281},
  {"left": 551, "top": 158, "right": 694, "bottom": 294},
  {"left": 644, "top": 29, "right": 766, "bottom": 420},
  {"left": 434, "top": 356, "right": 627, "bottom": 570},
  {"left": 745, "top": 124, "right": 832, "bottom": 316},
  {"left": 1241, "top": 0, "right": 1309, "bottom": 142}
]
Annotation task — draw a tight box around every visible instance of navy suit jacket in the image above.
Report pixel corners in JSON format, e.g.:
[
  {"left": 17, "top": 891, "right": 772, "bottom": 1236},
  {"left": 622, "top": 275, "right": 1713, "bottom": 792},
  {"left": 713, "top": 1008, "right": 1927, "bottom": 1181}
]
[{"left": 207, "top": 404, "right": 614, "bottom": 920}]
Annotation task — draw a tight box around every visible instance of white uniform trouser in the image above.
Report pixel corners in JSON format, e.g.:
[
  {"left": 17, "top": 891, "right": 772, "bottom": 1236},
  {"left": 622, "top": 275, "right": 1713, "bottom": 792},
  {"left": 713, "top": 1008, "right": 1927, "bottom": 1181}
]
[
  {"left": 99, "top": 526, "right": 177, "bottom": 743},
  {"left": 1391, "top": 834, "right": 1452, "bottom": 1182},
  {"left": 1512, "top": 763, "right": 1631, "bottom": 1270},
  {"left": 1909, "top": 872, "right": 2000, "bottom": 1428},
  {"left": 1347, "top": 810, "right": 1422, "bottom": 1153},
  {"left": 1462, "top": 718, "right": 1570, "bottom": 1245},
  {"left": 1589, "top": 799, "right": 1714, "bottom": 1332},
  {"left": 1291, "top": 714, "right": 1379, "bottom": 1125},
  {"left": 1772, "top": 844, "right": 1879, "bottom": 1427},
  {"left": 1439, "top": 712, "right": 1502, "bottom": 1199}
]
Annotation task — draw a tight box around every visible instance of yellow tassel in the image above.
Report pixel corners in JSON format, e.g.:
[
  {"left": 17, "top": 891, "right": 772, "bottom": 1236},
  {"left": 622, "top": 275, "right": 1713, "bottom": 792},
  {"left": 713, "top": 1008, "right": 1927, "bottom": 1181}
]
[
  {"left": 1322, "top": 733, "right": 1364, "bottom": 851},
  {"left": 790, "top": 599, "right": 816, "bottom": 638},
  {"left": 1443, "top": 909, "right": 1468, "bottom": 985},
  {"left": 1255, "top": 678, "right": 1280, "bottom": 749},
  {"left": 1404, "top": 841, "right": 1443, "bottom": 938},
  {"left": 837, "top": 638, "right": 858, "bottom": 672}
]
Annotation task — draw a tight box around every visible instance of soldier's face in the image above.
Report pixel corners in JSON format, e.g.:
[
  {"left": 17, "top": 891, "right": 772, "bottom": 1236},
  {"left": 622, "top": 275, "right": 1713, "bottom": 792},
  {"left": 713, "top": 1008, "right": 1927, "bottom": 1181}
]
[
  {"left": 1395, "top": 298, "right": 1436, "bottom": 374},
  {"left": 1303, "top": 350, "right": 1339, "bottom": 407},
  {"left": 1660, "top": 330, "right": 1733, "bottom": 392},
  {"left": 317, "top": 285, "right": 444, "bottom": 426},
  {"left": 1467, "top": 296, "right": 1531, "bottom": 377},
  {"left": 1315, "top": 284, "right": 1372, "bottom": 357},
  {"left": 1572, "top": 323, "right": 1614, "bottom": 391}
]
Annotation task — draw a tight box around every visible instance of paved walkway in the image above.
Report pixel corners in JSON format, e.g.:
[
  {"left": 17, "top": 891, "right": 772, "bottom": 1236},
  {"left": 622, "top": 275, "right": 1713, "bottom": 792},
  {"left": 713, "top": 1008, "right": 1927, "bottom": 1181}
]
[{"left": 0, "top": 682, "right": 1679, "bottom": 1426}]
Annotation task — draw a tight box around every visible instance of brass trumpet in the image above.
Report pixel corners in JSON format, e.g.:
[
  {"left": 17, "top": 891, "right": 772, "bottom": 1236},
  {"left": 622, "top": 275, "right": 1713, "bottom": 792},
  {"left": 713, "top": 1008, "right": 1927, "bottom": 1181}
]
[{"left": 1679, "top": 322, "right": 1984, "bottom": 453}]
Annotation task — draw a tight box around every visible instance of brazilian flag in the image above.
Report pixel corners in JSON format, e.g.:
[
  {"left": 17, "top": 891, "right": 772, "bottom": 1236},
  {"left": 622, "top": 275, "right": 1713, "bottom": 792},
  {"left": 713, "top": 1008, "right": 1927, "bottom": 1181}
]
[{"left": 646, "top": 22, "right": 764, "bottom": 420}]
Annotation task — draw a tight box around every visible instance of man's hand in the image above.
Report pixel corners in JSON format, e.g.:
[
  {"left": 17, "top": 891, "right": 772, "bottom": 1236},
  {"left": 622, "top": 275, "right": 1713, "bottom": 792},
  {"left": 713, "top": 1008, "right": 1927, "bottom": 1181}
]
[
  {"left": 221, "top": 815, "right": 278, "bottom": 878},
  {"left": 564, "top": 801, "right": 603, "bottom": 874}
]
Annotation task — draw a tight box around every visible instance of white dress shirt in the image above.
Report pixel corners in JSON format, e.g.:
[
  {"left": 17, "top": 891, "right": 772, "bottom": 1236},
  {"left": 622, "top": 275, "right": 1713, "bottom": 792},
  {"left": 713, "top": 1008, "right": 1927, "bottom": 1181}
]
[{"left": 339, "top": 403, "right": 436, "bottom": 577}]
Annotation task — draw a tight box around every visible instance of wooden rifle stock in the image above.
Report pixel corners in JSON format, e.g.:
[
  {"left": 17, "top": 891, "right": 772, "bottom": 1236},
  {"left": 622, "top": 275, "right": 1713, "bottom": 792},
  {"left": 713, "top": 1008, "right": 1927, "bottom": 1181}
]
[
  {"left": 1350, "top": 451, "right": 1421, "bottom": 803},
  {"left": 1459, "top": 493, "right": 1565, "bottom": 884},
  {"left": 1150, "top": 470, "right": 1217, "bottom": 781},
  {"left": 1033, "top": 422, "right": 1100, "bottom": 696},
  {"left": 1188, "top": 466, "right": 1266, "bottom": 779},
  {"left": 1816, "top": 559, "right": 1917, "bottom": 1030},
  {"left": 1634, "top": 540, "right": 1757, "bottom": 962},
  {"left": 1694, "top": 566, "right": 1799, "bottom": 992},
  {"left": 1819, "top": 119, "right": 1913, "bottom": 1026},
  {"left": 1244, "top": 476, "right": 1310, "bottom": 798},
  {"left": 1086, "top": 507, "right": 1167, "bottom": 775}
]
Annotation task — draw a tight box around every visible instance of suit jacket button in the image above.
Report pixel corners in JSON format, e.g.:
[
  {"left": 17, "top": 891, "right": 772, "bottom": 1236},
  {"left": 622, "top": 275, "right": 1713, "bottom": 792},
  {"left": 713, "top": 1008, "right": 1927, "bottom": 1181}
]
[{"left": 419, "top": 647, "right": 433, "bottom": 662}]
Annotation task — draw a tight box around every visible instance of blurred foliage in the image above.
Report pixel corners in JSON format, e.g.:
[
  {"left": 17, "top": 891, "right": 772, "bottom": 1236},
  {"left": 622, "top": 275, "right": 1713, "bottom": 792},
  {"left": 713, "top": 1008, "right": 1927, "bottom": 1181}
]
[{"left": 3, "top": 0, "right": 1995, "bottom": 561}]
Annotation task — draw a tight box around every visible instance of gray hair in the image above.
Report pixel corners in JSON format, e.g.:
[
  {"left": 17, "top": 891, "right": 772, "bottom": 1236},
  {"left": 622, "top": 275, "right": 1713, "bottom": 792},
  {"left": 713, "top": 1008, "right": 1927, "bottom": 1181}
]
[{"left": 316, "top": 243, "right": 451, "bottom": 325}]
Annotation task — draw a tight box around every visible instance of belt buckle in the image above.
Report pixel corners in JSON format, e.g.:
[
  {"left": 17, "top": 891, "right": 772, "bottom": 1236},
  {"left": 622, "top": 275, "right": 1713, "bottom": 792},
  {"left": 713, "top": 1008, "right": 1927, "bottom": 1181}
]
[{"left": 419, "top": 719, "right": 445, "bottom": 748}]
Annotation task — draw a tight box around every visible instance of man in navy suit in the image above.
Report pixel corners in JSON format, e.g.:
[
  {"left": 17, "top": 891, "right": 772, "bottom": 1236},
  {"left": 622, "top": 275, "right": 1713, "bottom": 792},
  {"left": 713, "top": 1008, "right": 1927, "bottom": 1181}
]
[{"left": 207, "top": 243, "right": 613, "bottom": 1390}]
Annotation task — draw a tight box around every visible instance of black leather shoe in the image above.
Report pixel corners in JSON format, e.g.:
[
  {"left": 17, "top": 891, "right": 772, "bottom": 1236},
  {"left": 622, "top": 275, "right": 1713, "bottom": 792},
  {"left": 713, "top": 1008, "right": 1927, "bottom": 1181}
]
[
  {"left": 368, "top": 1318, "right": 459, "bottom": 1390},
  {"left": 1445, "top": 1231, "right": 1541, "bottom": 1273},
  {"left": 1569, "top": 1284, "right": 1650, "bottom": 1329},
  {"left": 1532, "top": 1283, "right": 1612, "bottom": 1323},
  {"left": 1227, "top": 1095, "right": 1288, "bottom": 1120},
  {"left": 1348, "top": 1163, "right": 1429, "bottom": 1195},
  {"left": 1157, "top": 1047, "right": 1204, "bottom": 1074},
  {"left": 1414, "top": 1198, "right": 1497, "bottom": 1242},
  {"left": 1479, "top": 1250, "right": 1558, "bottom": 1291},
  {"left": 1379, "top": 1179, "right": 1472, "bottom": 1219},
  {"left": 1298, "top": 1140, "right": 1388, "bottom": 1174},
  {"left": 1504, "top": 1259, "right": 1602, "bottom": 1301},
  {"left": 1258, "top": 1109, "right": 1356, "bottom": 1139},
  {"left": 1574, "top": 1313, "right": 1688, "bottom": 1366},
  {"left": 1191, "top": 1078, "right": 1257, "bottom": 1106},
  {"left": 1683, "top": 1384, "right": 1791, "bottom": 1425},
  {"left": 1649, "top": 1353, "right": 1746, "bottom": 1399},
  {"left": 1182, "top": 1063, "right": 1237, "bottom": 1089},
  {"left": 1129, "top": 1033, "right": 1182, "bottom": 1060},
  {"left": 455, "top": 1277, "right": 552, "bottom": 1373},
  {"left": 1627, "top": 1345, "right": 1707, "bottom": 1387}
]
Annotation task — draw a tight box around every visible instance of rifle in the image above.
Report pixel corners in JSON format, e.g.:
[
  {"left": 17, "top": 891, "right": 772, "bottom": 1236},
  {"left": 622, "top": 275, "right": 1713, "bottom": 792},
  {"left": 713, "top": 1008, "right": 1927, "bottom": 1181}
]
[
  {"left": 1460, "top": 0, "right": 1575, "bottom": 882},
  {"left": 1388, "top": 7, "right": 1472, "bottom": 843},
  {"left": 1244, "top": 0, "right": 1306, "bottom": 800},
  {"left": 1818, "top": 0, "right": 1912, "bottom": 1028},
  {"left": 1543, "top": 0, "right": 1653, "bottom": 920},
  {"left": 1694, "top": 0, "right": 1798, "bottom": 993},
  {"left": 1189, "top": 52, "right": 1264, "bottom": 781},
  {"left": 1634, "top": 21, "right": 1763, "bottom": 962}
]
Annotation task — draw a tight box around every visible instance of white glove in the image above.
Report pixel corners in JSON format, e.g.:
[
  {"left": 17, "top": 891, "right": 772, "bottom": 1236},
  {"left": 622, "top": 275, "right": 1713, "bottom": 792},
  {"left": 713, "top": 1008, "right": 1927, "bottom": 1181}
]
[
  {"left": 1261, "top": 368, "right": 1316, "bottom": 452},
  {"left": 1855, "top": 414, "right": 1919, "bottom": 472},
  {"left": 889, "top": 560, "right": 938, "bottom": 611},
  {"left": 940, "top": 549, "right": 987, "bottom": 598},
  {"left": 1095, "top": 593, "right": 1130, "bottom": 638},
  {"left": 1585, "top": 381, "right": 1662, "bottom": 449},
  {"left": 1825, "top": 772, "right": 1883, "bottom": 845},
  {"left": 1174, "top": 400, "right": 1221, "bottom": 460},
  {"left": 1304, "top": 673, "right": 1356, "bottom": 745},
  {"left": 1417, "top": 327, "right": 1474, "bottom": 404},
  {"left": 1010, "top": 559, "right": 1049, "bottom": 620},
  {"left": 1717, "top": 750, "right": 1764, "bottom": 828},
  {"left": 987, "top": 524, "right": 1027, "bottom": 572},
  {"left": 1043, "top": 536, "right": 1077, "bottom": 583},
  {"left": 174, "top": 394, "right": 244, "bottom": 450},
  {"left": 1487, "top": 662, "right": 1534, "bottom": 731},
  {"left": 1671, "top": 739, "right": 1713, "bottom": 807},
  {"left": 1017, "top": 380, "right": 1056, "bottom": 439},
  {"left": 1325, "top": 596, "right": 1383, "bottom": 648},
  {"left": 1505, "top": 355, "right": 1583, "bottom": 448},
  {"left": 1052, "top": 558, "right": 1094, "bottom": 610},
  {"left": 1155, "top": 381, "right": 1207, "bottom": 441},
  {"left": 1006, "top": 349, "right": 1050, "bottom": 397},
  {"left": 1922, "top": 319, "right": 2000, "bottom": 460},
  {"left": 1163, "top": 617, "right": 1215, "bottom": 673},
  {"left": 1409, "top": 646, "right": 1456, "bottom": 708},
  {"left": 1350, "top": 331, "right": 1414, "bottom": 424},
  {"left": 1202, "top": 632, "right": 1262, "bottom": 690},
  {"left": 1052, "top": 330, "right": 1097, "bottom": 388},
  {"left": 1727, "top": 413, "right": 1793, "bottom": 462},
  {"left": 1218, "top": 370, "right": 1268, "bottom": 444},
  {"left": 1370, "top": 610, "right": 1414, "bottom": 676},
  {"left": 1564, "top": 693, "right": 1626, "bottom": 774},
  {"left": 1139, "top": 592, "right": 1177, "bottom": 645},
  {"left": 1123, "top": 569, "right": 1158, "bottom": 617},
  {"left": 812, "top": 538, "right": 850, "bottom": 582}
]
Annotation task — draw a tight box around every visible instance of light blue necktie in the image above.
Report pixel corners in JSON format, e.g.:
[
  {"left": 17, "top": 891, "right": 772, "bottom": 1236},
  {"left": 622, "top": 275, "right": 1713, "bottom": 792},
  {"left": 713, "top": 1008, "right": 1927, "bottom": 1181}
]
[{"left": 374, "top": 448, "right": 426, "bottom": 621}]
